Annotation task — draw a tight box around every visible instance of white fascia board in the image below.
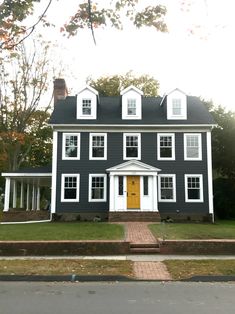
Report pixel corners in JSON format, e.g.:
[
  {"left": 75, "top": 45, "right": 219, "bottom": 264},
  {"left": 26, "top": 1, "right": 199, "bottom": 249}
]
[
  {"left": 2, "top": 173, "right": 52, "bottom": 177},
  {"left": 77, "top": 85, "right": 99, "bottom": 95},
  {"left": 120, "top": 85, "right": 144, "bottom": 95}
]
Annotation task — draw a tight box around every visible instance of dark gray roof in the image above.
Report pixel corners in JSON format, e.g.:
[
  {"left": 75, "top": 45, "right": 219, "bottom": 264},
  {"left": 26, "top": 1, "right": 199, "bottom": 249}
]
[
  {"left": 3, "top": 165, "right": 52, "bottom": 174},
  {"left": 49, "top": 96, "right": 215, "bottom": 125}
]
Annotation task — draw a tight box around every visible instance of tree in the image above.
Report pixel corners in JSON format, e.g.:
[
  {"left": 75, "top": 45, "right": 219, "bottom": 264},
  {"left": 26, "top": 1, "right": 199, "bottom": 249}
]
[
  {"left": 87, "top": 72, "right": 159, "bottom": 96},
  {"left": 0, "top": 0, "right": 167, "bottom": 49},
  {"left": 0, "top": 39, "right": 53, "bottom": 172}
]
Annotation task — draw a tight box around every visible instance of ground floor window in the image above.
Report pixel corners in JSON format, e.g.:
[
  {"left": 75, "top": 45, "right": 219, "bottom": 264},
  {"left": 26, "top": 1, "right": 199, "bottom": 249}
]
[
  {"left": 158, "top": 174, "right": 176, "bottom": 202},
  {"left": 89, "top": 174, "right": 107, "bottom": 202},
  {"left": 143, "top": 176, "right": 149, "bottom": 195},
  {"left": 185, "top": 174, "right": 203, "bottom": 202},
  {"left": 61, "top": 174, "right": 80, "bottom": 202}
]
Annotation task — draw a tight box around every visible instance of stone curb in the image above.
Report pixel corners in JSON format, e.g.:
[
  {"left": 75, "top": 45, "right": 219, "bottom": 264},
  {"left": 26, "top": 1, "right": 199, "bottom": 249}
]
[{"left": 0, "top": 274, "right": 234, "bottom": 282}]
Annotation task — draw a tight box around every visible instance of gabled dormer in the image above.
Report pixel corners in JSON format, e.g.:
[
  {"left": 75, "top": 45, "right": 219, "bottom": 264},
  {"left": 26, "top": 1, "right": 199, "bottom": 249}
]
[
  {"left": 166, "top": 88, "right": 187, "bottom": 120},
  {"left": 121, "top": 85, "right": 143, "bottom": 120},
  {"left": 77, "top": 85, "right": 99, "bottom": 120}
]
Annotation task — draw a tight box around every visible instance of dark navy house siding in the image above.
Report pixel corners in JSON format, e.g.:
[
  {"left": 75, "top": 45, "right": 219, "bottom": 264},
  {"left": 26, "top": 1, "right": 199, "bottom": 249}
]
[{"left": 56, "top": 131, "right": 209, "bottom": 216}]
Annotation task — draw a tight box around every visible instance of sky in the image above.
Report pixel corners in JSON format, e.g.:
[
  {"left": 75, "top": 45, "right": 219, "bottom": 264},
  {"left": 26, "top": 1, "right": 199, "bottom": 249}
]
[{"left": 30, "top": 0, "right": 235, "bottom": 110}]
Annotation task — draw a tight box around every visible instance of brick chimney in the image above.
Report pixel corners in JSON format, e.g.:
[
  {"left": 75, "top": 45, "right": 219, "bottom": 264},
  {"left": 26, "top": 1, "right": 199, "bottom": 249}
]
[{"left": 53, "top": 78, "right": 68, "bottom": 105}]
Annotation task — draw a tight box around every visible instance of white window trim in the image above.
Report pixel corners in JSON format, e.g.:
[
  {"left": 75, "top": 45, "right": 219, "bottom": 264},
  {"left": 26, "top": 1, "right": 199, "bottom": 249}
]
[
  {"left": 89, "top": 133, "right": 107, "bottom": 160},
  {"left": 62, "top": 133, "right": 80, "bottom": 160},
  {"left": 89, "top": 174, "right": 107, "bottom": 202},
  {"left": 185, "top": 174, "right": 204, "bottom": 203},
  {"left": 157, "top": 133, "right": 175, "bottom": 160},
  {"left": 123, "top": 133, "right": 141, "bottom": 160},
  {"left": 158, "top": 174, "right": 176, "bottom": 202},
  {"left": 184, "top": 133, "right": 202, "bottom": 161},
  {"left": 61, "top": 174, "right": 80, "bottom": 202}
]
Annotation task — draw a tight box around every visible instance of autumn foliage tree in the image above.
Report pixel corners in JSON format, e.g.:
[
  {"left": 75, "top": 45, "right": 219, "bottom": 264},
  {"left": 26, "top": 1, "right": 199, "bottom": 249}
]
[
  {"left": 87, "top": 72, "right": 159, "bottom": 97},
  {"left": 0, "top": 40, "right": 52, "bottom": 172}
]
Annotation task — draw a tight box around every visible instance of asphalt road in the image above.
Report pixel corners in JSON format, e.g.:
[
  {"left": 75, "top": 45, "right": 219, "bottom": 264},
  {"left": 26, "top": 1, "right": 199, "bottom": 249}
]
[{"left": 0, "top": 281, "right": 234, "bottom": 314}]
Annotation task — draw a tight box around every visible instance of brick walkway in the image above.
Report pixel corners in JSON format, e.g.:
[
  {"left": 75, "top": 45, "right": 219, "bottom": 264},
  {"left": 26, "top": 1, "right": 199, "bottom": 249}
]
[
  {"left": 123, "top": 222, "right": 157, "bottom": 244},
  {"left": 133, "top": 261, "right": 172, "bottom": 280},
  {"left": 122, "top": 222, "right": 172, "bottom": 280}
]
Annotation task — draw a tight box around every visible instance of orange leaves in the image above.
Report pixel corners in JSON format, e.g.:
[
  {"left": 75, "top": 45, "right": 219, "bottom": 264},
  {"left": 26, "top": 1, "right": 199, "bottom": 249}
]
[{"left": 0, "top": 131, "right": 26, "bottom": 145}]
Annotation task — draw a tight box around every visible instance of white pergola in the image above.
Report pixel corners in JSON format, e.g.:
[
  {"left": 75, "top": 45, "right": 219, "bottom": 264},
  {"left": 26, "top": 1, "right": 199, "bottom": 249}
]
[{"left": 2, "top": 167, "right": 51, "bottom": 212}]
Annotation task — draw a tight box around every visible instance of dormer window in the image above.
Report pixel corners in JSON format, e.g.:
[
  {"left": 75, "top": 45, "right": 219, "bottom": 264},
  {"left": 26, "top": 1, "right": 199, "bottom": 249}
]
[
  {"left": 121, "top": 85, "right": 143, "bottom": 120},
  {"left": 82, "top": 99, "right": 92, "bottom": 115},
  {"left": 77, "top": 85, "right": 98, "bottom": 120},
  {"left": 172, "top": 98, "right": 182, "bottom": 116},
  {"left": 167, "top": 89, "right": 187, "bottom": 120},
  {"left": 127, "top": 98, "right": 136, "bottom": 115}
]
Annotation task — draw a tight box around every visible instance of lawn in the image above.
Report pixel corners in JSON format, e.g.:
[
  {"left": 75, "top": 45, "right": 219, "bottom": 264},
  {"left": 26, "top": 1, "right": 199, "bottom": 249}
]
[
  {"left": 0, "top": 222, "right": 124, "bottom": 241},
  {"left": 164, "top": 259, "right": 235, "bottom": 280},
  {"left": 0, "top": 259, "right": 134, "bottom": 277},
  {"left": 149, "top": 220, "right": 235, "bottom": 239}
]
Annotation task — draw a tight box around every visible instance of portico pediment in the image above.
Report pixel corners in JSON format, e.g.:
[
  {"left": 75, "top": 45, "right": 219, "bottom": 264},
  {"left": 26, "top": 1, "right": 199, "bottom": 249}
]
[{"left": 106, "top": 160, "right": 161, "bottom": 174}]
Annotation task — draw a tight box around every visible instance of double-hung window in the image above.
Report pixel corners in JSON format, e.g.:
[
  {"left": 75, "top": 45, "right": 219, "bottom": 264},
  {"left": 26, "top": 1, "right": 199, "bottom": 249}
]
[
  {"left": 127, "top": 98, "right": 136, "bottom": 116},
  {"left": 61, "top": 174, "right": 80, "bottom": 202},
  {"left": 89, "top": 174, "right": 107, "bottom": 202},
  {"left": 82, "top": 99, "right": 92, "bottom": 115},
  {"left": 123, "top": 133, "right": 141, "bottom": 160},
  {"left": 185, "top": 174, "right": 203, "bottom": 202},
  {"left": 89, "top": 133, "right": 107, "bottom": 160},
  {"left": 158, "top": 133, "right": 175, "bottom": 160},
  {"left": 158, "top": 174, "right": 176, "bottom": 202},
  {"left": 172, "top": 98, "right": 182, "bottom": 116},
  {"left": 184, "top": 133, "right": 202, "bottom": 160},
  {"left": 62, "top": 133, "right": 80, "bottom": 160}
]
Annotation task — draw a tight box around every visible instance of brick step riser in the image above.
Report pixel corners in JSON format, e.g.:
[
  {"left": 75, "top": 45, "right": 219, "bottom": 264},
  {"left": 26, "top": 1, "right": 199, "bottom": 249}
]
[
  {"left": 130, "top": 248, "right": 161, "bottom": 254},
  {"left": 109, "top": 212, "right": 161, "bottom": 222},
  {"left": 130, "top": 243, "right": 160, "bottom": 249}
]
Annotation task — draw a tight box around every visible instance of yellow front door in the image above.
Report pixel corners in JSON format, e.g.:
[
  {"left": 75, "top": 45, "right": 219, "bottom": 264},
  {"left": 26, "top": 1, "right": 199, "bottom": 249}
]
[{"left": 127, "top": 176, "right": 140, "bottom": 209}]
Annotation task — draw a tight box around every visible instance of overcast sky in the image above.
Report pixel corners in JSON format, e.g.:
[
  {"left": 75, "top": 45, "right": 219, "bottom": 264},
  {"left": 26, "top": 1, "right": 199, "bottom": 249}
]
[{"left": 31, "top": 0, "right": 235, "bottom": 110}]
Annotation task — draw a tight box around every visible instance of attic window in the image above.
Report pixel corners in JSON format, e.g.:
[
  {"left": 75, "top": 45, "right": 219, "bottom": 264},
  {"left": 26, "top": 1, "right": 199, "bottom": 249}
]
[
  {"left": 82, "top": 99, "right": 91, "bottom": 115},
  {"left": 172, "top": 99, "right": 182, "bottom": 116},
  {"left": 127, "top": 99, "right": 136, "bottom": 115}
]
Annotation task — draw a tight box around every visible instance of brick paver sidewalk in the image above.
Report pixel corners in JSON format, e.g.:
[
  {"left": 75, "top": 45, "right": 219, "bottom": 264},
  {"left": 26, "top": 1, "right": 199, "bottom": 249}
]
[
  {"left": 124, "top": 222, "right": 157, "bottom": 244},
  {"left": 133, "top": 261, "right": 172, "bottom": 280}
]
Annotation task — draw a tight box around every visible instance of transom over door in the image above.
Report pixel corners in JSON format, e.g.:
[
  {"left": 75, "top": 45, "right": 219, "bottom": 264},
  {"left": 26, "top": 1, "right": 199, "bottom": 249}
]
[{"left": 127, "top": 176, "right": 140, "bottom": 209}]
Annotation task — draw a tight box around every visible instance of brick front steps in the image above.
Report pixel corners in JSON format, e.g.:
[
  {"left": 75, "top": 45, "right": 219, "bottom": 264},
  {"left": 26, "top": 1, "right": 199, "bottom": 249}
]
[
  {"left": 109, "top": 212, "right": 161, "bottom": 222},
  {"left": 1, "top": 211, "right": 50, "bottom": 222},
  {"left": 130, "top": 243, "right": 160, "bottom": 254}
]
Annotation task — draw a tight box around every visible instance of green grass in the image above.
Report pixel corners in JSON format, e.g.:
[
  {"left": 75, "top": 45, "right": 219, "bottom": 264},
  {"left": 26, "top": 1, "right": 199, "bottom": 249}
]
[
  {"left": 149, "top": 220, "right": 235, "bottom": 239},
  {"left": 0, "top": 222, "right": 124, "bottom": 241},
  {"left": 0, "top": 259, "right": 134, "bottom": 277},
  {"left": 164, "top": 259, "right": 235, "bottom": 280}
]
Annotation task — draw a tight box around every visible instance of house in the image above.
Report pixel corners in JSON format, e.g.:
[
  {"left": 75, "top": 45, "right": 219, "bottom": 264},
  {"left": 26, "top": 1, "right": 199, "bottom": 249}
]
[{"left": 2, "top": 79, "right": 215, "bottom": 222}]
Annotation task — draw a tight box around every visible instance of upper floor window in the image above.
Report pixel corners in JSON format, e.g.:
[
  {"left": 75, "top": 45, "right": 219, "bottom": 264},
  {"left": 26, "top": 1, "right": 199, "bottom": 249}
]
[
  {"left": 123, "top": 133, "right": 141, "bottom": 160},
  {"left": 172, "top": 98, "right": 182, "bottom": 116},
  {"left": 82, "top": 99, "right": 91, "bottom": 115},
  {"left": 185, "top": 174, "right": 203, "bottom": 202},
  {"left": 158, "top": 174, "right": 176, "bottom": 202},
  {"left": 61, "top": 174, "right": 80, "bottom": 202},
  {"left": 157, "top": 133, "right": 175, "bottom": 160},
  {"left": 121, "top": 85, "right": 143, "bottom": 120},
  {"left": 167, "top": 89, "right": 187, "bottom": 120},
  {"left": 184, "top": 133, "right": 202, "bottom": 160},
  {"left": 77, "top": 85, "right": 98, "bottom": 120},
  {"left": 89, "top": 133, "right": 107, "bottom": 160},
  {"left": 127, "top": 99, "right": 136, "bottom": 115},
  {"left": 62, "top": 133, "right": 80, "bottom": 160}
]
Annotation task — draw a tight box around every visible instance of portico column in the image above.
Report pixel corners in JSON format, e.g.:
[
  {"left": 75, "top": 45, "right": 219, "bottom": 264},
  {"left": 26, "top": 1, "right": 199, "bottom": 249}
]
[
  {"left": 20, "top": 182, "right": 24, "bottom": 208},
  {"left": 32, "top": 184, "right": 35, "bottom": 210},
  {"left": 26, "top": 183, "right": 30, "bottom": 211},
  {"left": 12, "top": 180, "right": 17, "bottom": 208},
  {"left": 3, "top": 178, "right": 11, "bottom": 212},
  {"left": 36, "top": 185, "right": 40, "bottom": 211},
  {"left": 109, "top": 174, "right": 115, "bottom": 211},
  {"left": 153, "top": 175, "right": 158, "bottom": 212}
]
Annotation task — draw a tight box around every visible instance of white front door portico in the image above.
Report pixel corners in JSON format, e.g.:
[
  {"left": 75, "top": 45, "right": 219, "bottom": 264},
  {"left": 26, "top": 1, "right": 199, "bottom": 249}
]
[{"left": 107, "top": 160, "right": 161, "bottom": 212}]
